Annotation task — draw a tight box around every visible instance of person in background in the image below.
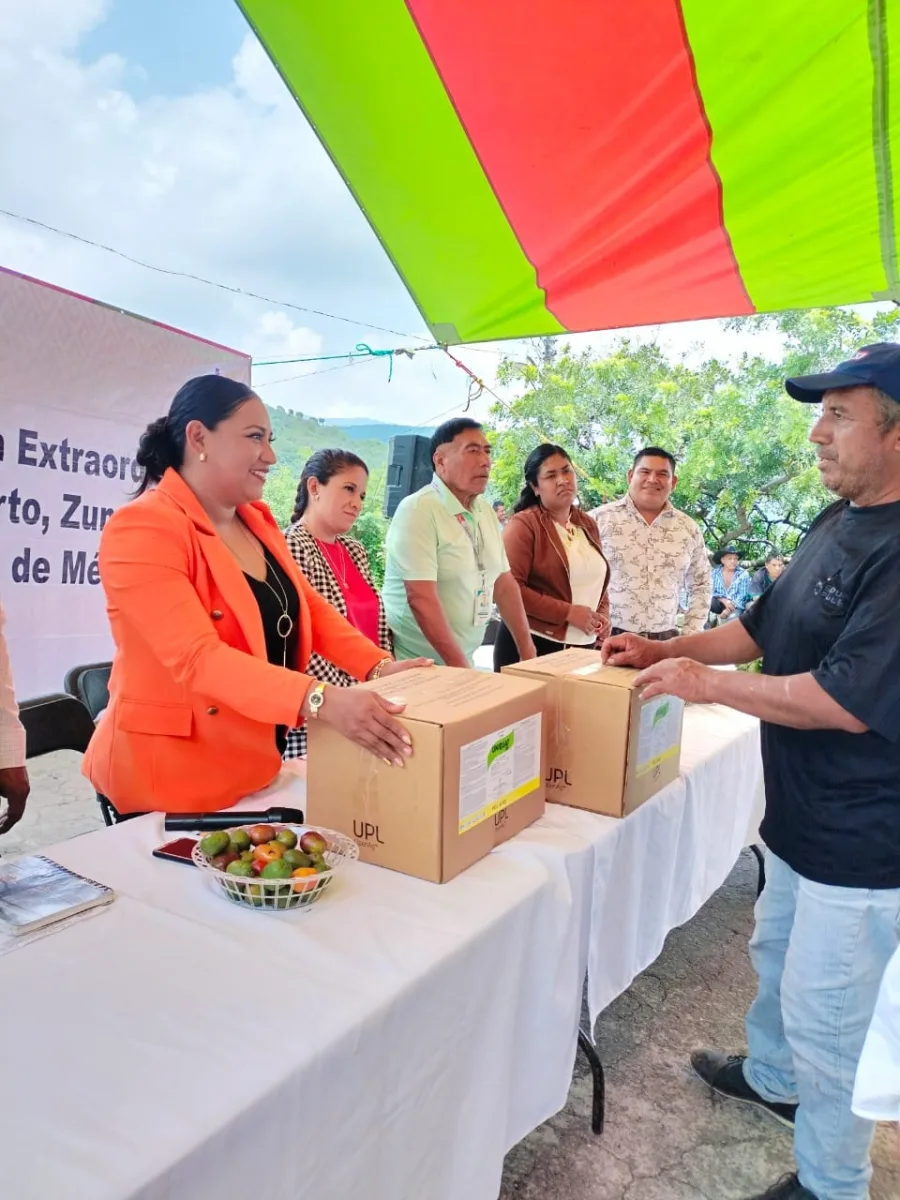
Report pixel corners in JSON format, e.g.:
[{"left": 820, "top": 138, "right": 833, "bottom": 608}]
[
  {"left": 283, "top": 449, "right": 394, "bottom": 758},
  {"left": 603, "top": 342, "right": 900, "bottom": 1200},
  {"left": 492, "top": 499, "right": 508, "bottom": 527},
  {"left": 750, "top": 552, "right": 785, "bottom": 601},
  {"left": 497, "top": 443, "right": 609, "bottom": 670},
  {"left": 711, "top": 546, "right": 752, "bottom": 620},
  {"left": 84, "top": 375, "right": 428, "bottom": 815},
  {"left": 591, "top": 447, "right": 710, "bottom": 639},
  {"left": 0, "top": 598, "right": 29, "bottom": 835},
  {"left": 383, "top": 417, "right": 536, "bottom": 667}
]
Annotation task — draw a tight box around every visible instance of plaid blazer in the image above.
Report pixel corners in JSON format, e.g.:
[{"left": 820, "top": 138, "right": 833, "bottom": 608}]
[{"left": 283, "top": 521, "right": 392, "bottom": 758}]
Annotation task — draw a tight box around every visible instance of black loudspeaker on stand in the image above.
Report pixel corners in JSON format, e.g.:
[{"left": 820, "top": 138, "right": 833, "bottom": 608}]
[{"left": 383, "top": 434, "right": 433, "bottom": 518}]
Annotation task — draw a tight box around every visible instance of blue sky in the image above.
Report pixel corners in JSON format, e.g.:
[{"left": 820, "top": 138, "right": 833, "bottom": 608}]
[{"left": 79, "top": 0, "right": 248, "bottom": 100}]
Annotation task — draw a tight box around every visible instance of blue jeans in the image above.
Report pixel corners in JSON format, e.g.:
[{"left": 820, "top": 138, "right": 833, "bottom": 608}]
[{"left": 743, "top": 851, "right": 900, "bottom": 1200}]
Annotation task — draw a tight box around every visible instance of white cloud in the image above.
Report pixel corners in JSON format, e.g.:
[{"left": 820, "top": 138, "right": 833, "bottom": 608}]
[
  {"left": 1, "top": 0, "right": 109, "bottom": 52},
  {"left": 250, "top": 312, "right": 323, "bottom": 362},
  {"left": 232, "top": 35, "right": 290, "bottom": 110},
  {"left": 0, "top": 5, "right": 445, "bottom": 418}
]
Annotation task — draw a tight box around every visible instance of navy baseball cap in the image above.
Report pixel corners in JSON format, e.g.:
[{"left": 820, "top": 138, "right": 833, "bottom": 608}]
[{"left": 785, "top": 343, "right": 900, "bottom": 404}]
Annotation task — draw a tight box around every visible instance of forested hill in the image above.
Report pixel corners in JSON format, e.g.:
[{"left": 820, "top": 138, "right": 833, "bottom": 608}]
[
  {"left": 266, "top": 405, "right": 390, "bottom": 478},
  {"left": 323, "top": 418, "right": 436, "bottom": 443}
]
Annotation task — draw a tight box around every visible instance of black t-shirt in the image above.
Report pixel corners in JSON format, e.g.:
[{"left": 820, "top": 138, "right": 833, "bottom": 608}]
[{"left": 741, "top": 499, "right": 900, "bottom": 889}]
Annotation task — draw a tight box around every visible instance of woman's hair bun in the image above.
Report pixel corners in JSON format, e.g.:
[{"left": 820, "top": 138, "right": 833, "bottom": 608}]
[{"left": 135, "top": 416, "right": 177, "bottom": 490}]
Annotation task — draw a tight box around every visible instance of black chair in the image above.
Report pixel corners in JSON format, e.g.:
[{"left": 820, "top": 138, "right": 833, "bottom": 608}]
[
  {"left": 19, "top": 693, "right": 96, "bottom": 759},
  {"left": 22, "top": 690, "right": 123, "bottom": 827},
  {"left": 62, "top": 663, "right": 135, "bottom": 826},
  {"left": 63, "top": 662, "right": 111, "bottom": 721}
]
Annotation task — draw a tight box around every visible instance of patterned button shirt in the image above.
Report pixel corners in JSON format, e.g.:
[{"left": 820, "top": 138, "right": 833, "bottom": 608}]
[{"left": 590, "top": 495, "right": 712, "bottom": 635}]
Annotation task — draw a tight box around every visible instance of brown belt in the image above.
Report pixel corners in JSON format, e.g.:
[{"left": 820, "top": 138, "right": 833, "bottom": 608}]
[{"left": 610, "top": 627, "right": 678, "bottom": 641}]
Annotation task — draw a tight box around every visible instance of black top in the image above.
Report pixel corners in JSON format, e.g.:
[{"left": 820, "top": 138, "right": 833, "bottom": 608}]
[
  {"left": 244, "top": 548, "right": 301, "bottom": 754},
  {"left": 741, "top": 499, "right": 900, "bottom": 888}
]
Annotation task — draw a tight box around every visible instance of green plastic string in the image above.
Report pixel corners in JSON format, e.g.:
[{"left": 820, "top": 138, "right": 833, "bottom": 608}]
[
  {"left": 253, "top": 343, "right": 438, "bottom": 379},
  {"left": 354, "top": 342, "right": 394, "bottom": 381}
]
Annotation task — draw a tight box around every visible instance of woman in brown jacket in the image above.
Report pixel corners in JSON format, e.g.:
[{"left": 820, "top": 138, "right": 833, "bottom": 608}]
[{"left": 495, "top": 444, "right": 610, "bottom": 670}]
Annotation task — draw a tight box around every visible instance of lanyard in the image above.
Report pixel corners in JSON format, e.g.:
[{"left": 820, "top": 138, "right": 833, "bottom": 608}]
[
  {"left": 456, "top": 513, "right": 486, "bottom": 572},
  {"left": 432, "top": 480, "right": 486, "bottom": 571}
]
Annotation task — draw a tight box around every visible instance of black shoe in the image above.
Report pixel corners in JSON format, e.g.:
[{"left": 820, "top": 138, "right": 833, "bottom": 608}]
[
  {"left": 690, "top": 1049, "right": 798, "bottom": 1129},
  {"left": 745, "top": 1173, "right": 818, "bottom": 1199}
]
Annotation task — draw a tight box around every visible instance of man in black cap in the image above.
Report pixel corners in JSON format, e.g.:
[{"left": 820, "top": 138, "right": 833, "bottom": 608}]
[{"left": 603, "top": 344, "right": 900, "bottom": 1200}]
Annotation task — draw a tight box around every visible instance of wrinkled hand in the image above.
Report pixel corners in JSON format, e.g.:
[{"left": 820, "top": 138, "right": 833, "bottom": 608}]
[
  {"left": 374, "top": 657, "right": 433, "bottom": 679},
  {"left": 0, "top": 766, "right": 30, "bottom": 834},
  {"left": 602, "top": 632, "right": 668, "bottom": 669},
  {"left": 313, "top": 687, "right": 412, "bottom": 766},
  {"left": 634, "top": 658, "right": 714, "bottom": 703}
]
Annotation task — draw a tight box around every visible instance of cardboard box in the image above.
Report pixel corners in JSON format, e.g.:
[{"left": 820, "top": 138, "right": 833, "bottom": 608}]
[
  {"left": 306, "top": 666, "right": 547, "bottom": 883},
  {"left": 502, "top": 648, "right": 684, "bottom": 817}
]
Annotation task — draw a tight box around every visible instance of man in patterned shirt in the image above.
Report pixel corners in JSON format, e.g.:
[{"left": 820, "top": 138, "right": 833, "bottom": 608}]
[{"left": 591, "top": 447, "right": 711, "bottom": 639}]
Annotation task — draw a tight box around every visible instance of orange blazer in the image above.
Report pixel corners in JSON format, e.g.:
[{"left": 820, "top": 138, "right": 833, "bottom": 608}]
[{"left": 83, "top": 470, "right": 385, "bottom": 814}]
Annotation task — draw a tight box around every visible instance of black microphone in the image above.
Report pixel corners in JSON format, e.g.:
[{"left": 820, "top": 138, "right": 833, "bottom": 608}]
[{"left": 164, "top": 806, "right": 305, "bottom": 832}]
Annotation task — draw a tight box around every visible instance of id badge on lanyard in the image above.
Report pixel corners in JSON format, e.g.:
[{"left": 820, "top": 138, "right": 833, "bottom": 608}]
[
  {"left": 455, "top": 511, "right": 492, "bottom": 625},
  {"left": 474, "top": 572, "right": 491, "bottom": 625}
]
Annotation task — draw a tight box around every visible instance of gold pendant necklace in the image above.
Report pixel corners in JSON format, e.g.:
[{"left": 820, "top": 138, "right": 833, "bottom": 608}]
[{"left": 235, "top": 520, "right": 294, "bottom": 666}]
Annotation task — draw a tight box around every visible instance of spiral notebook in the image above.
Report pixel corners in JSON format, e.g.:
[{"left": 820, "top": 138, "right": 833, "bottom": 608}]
[{"left": 0, "top": 855, "right": 115, "bottom": 936}]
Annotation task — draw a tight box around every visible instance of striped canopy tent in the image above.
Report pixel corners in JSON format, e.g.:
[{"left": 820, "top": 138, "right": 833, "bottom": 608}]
[{"left": 239, "top": 1, "right": 899, "bottom": 345}]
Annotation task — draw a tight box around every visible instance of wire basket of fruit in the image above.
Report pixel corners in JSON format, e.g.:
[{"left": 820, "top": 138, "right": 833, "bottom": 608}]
[{"left": 192, "top": 823, "right": 357, "bottom": 912}]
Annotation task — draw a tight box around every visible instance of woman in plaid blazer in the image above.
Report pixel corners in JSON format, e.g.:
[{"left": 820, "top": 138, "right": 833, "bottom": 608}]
[{"left": 284, "top": 449, "right": 393, "bottom": 758}]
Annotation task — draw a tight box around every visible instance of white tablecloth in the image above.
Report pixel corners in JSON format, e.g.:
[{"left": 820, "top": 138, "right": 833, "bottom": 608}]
[
  {"left": 583, "top": 704, "right": 762, "bottom": 1021},
  {"left": 0, "top": 705, "right": 761, "bottom": 1200},
  {"left": 854, "top": 945, "right": 900, "bottom": 1122}
]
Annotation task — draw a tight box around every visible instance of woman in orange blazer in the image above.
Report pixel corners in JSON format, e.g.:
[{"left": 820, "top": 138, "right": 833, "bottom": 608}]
[{"left": 84, "top": 376, "right": 427, "bottom": 814}]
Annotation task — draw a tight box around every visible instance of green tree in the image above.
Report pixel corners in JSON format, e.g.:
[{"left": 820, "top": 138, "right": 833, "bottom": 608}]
[
  {"left": 354, "top": 465, "right": 388, "bottom": 586},
  {"left": 264, "top": 464, "right": 299, "bottom": 528},
  {"left": 490, "top": 307, "right": 900, "bottom": 558}
]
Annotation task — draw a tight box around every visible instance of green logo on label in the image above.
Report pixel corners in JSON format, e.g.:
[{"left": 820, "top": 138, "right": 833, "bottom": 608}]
[
  {"left": 487, "top": 731, "right": 514, "bottom": 768},
  {"left": 652, "top": 700, "right": 670, "bottom": 727}
]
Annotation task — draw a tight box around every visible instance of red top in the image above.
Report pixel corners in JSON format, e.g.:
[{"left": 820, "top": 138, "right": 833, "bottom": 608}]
[{"left": 316, "top": 539, "right": 381, "bottom": 646}]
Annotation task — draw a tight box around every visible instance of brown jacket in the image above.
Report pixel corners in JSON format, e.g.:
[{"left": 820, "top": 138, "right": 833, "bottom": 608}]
[{"left": 503, "top": 505, "right": 610, "bottom": 641}]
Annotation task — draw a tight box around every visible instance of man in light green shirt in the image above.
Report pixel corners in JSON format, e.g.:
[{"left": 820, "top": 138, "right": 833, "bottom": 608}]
[{"left": 384, "top": 419, "right": 536, "bottom": 667}]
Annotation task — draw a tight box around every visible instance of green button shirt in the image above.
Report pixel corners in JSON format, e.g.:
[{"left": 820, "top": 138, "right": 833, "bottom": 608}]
[{"left": 383, "top": 475, "right": 509, "bottom": 665}]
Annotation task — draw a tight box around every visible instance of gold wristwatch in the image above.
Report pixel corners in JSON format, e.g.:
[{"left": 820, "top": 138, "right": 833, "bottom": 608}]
[{"left": 307, "top": 683, "right": 327, "bottom": 719}]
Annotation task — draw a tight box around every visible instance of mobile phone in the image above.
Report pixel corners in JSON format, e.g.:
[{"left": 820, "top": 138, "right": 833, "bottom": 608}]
[{"left": 152, "top": 837, "right": 198, "bottom": 866}]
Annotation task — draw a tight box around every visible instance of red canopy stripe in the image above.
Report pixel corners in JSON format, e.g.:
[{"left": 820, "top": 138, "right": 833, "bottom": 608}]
[{"left": 406, "top": 0, "right": 754, "bottom": 329}]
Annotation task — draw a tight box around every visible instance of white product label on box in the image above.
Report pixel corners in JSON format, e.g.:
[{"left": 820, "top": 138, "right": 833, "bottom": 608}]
[
  {"left": 635, "top": 695, "right": 684, "bottom": 777},
  {"left": 571, "top": 663, "right": 604, "bottom": 676},
  {"left": 458, "top": 713, "right": 542, "bottom": 834}
]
